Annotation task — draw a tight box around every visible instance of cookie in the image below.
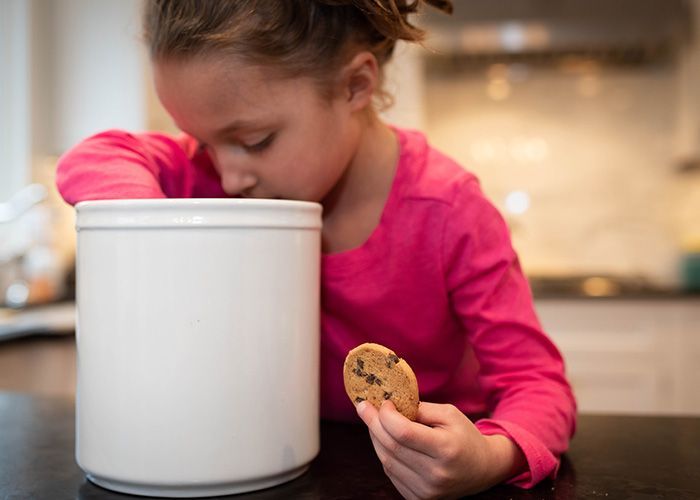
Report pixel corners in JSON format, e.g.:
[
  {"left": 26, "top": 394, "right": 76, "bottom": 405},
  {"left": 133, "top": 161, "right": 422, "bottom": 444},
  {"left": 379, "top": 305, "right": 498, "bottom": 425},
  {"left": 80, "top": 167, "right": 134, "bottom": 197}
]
[{"left": 343, "top": 343, "right": 420, "bottom": 421}]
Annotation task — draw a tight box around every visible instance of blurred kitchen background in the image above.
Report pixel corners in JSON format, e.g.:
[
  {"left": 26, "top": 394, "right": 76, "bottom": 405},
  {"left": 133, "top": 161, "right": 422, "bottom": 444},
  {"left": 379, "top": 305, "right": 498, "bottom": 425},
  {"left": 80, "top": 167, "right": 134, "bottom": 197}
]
[{"left": 1, "top": 0, "right": 699, "bottom": 415}]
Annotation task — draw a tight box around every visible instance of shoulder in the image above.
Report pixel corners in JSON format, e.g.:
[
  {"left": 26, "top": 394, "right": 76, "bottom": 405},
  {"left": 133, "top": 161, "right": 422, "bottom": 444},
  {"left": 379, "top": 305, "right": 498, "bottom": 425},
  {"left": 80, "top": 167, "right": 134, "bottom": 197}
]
[
  {"left": 394, "top": 127, "right": 484, "bottom": 209},
  {"left": 393, "top": 128, "right": 511, "bottom": 248}
]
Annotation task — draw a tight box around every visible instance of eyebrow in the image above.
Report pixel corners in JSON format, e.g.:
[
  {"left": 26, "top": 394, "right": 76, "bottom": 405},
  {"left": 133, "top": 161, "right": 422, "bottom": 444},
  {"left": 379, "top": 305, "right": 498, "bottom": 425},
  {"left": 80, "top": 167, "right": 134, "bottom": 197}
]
[{"left": 214, "top": 119, "right": 266, "bottom": 136}]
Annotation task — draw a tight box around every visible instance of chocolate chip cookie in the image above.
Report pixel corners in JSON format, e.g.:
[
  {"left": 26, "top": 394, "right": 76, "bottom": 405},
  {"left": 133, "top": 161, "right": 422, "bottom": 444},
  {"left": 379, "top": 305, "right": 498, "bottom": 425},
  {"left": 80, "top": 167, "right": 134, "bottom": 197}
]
[{"left": 343, "top": 343, "right": 420, "bottom": 421}]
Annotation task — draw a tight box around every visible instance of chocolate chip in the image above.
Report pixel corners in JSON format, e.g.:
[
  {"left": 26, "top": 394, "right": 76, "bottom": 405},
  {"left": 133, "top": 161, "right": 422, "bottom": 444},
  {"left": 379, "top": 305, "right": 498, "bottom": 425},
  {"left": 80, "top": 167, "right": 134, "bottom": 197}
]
[
  {"left": 353, "top": 368, "right": 366, "bottom": 377},
  {"left": 357, "top": 359, "right": 365, "bottom": 370},
  {"left": 386, "top": 354, "right": 400, "bottom": 368},
  {"left": 375, "top": 378, "right": 382, "bottom": 386},
  {"left": 383, "top": 392, "right": 392, "bottom": 400},
  {"left": 365, "top": 374, "right": 376, "bottom": 385},
  {"left": 355, "top": 397, "right": 366, "bottom": 403}
]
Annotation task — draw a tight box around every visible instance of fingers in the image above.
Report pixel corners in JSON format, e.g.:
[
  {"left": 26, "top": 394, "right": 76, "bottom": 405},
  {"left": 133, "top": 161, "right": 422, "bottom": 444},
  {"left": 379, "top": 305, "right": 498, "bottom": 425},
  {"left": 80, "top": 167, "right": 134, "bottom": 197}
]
[
  {"left": 357, "top": 401, "right": 468, "bottom": 499},
  {"left": 357, "top": 401, "right": 439, "bottom": 463},
  {"left": 415, "top": 401, "right": 463, "bottom": 427},
  {"left": 376, "top": 401, "right": 446, "bottom": 459},
  {"left": 367, "top": 432, "right": 423, "bottom": 499},
  {"left": 358, "top": 402, "right": 427, "bottom": 461}
]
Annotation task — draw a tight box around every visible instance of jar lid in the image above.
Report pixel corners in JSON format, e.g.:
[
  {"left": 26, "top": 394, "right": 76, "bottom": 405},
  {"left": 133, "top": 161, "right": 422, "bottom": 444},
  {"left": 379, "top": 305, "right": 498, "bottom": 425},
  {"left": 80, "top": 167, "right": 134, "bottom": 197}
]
[{"left": 75, "top": 199, "right": 322, "bottom": 230}]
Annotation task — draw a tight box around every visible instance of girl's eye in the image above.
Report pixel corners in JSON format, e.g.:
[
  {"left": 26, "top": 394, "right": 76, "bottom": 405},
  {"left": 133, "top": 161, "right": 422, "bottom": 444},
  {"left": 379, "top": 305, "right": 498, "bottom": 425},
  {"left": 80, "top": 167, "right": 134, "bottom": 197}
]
[{"left": 243, "top": 133, "right": 275, "bottom": 153}]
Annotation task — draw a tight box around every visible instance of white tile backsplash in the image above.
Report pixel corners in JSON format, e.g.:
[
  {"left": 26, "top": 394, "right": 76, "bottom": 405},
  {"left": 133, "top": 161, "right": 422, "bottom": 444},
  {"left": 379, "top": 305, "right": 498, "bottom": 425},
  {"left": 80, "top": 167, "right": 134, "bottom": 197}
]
[{"left": 423, "top": 59, "right": 700, "bottom": 285}]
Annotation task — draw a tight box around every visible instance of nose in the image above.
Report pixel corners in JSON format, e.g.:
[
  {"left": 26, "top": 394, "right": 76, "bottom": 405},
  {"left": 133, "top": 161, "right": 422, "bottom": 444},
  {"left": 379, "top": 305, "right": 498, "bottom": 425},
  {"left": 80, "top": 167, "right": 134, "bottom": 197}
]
[
  {"left": 220, "top": 171, "right": 258, "bottom": 196},
  {"left": 208, "top": 147, "right": 258, "bottom": 195}
]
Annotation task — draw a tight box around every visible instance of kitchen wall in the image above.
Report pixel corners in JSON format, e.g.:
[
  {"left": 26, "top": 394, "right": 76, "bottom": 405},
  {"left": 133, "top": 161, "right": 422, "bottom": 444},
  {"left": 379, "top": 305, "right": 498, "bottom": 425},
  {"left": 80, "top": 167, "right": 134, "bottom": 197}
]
[
  {"left": 9, "top": 0, "right": 700, "bottom": 292},
  {"left": 375, "top": 1, "right": 700, "bottom": 288},
  {"left": 33, "top": 0, "right": 146, "bottom": 155},
  {"left": 1, "top": 0, "right": 146, "bottom": 305},
  {"left": 31, "top": 0, "right": 145, "bottom": 271},
  {"left": 421, "top": 57, "right": 700, "bottom": 285}
]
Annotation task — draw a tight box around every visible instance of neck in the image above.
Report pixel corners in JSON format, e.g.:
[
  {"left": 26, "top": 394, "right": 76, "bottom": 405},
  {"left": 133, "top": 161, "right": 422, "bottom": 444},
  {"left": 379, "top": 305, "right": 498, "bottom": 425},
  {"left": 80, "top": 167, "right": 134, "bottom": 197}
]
[{"left": 321, "top": 111, "right": 398, "bottom": 222}]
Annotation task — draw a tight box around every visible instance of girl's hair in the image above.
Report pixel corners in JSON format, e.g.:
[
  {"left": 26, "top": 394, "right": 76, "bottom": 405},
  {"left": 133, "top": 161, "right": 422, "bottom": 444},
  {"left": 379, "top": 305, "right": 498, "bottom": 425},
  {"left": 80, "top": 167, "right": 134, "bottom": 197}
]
[{"left": 143, "top": 0, "right": 453, "bottom": 104}]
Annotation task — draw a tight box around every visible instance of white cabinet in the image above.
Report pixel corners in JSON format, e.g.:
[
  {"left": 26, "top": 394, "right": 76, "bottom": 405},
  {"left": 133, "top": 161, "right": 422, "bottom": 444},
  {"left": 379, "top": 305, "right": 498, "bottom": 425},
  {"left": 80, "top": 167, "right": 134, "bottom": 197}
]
[{"left": 534, "top": 298, "right": 700, "bottom": 415}]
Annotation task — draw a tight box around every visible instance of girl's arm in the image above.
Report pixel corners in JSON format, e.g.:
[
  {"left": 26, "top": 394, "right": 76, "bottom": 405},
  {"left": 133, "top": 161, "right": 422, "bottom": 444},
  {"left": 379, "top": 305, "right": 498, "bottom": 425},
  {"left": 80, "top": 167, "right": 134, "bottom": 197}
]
[
  {"left": 442, "top": 179, "right": 577, "bottom": 488},
  {"left": 56, "top": 129, "right": 225, "bottom": 205}
]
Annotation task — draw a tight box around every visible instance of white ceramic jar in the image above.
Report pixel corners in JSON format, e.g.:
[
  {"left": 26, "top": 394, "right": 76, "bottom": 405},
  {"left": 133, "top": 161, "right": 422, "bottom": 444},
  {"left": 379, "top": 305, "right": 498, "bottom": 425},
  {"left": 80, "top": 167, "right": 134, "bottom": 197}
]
[{"left": 74, "top": 199, "right": 322, "bottom": 497}]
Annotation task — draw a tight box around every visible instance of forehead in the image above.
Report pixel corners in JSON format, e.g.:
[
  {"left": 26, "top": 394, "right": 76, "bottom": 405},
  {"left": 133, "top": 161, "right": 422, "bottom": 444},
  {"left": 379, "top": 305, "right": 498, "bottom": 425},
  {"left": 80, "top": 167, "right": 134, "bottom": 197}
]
[{"left": 153, "top": 56, "right": 319, "bottom": 133}]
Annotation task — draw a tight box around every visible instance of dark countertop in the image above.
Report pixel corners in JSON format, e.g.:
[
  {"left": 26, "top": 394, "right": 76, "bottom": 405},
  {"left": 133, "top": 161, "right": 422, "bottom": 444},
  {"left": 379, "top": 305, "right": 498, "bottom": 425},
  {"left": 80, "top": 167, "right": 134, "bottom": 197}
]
[
  {"left": 527, "top": 275, "right": 700, "bottom": 300},
  {"left": 1, "top": 392, "right": 699, "bottom": 499},
  {"left": 533, "top": 292, "right": 700, "bottom": 301}
]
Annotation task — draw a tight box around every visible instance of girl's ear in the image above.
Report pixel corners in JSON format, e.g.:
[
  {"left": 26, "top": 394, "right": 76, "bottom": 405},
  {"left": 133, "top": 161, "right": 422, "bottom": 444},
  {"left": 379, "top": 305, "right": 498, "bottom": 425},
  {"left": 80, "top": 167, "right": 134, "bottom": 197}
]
[{"left": 339, "top": 51, "right": 379, "bottom": 111}]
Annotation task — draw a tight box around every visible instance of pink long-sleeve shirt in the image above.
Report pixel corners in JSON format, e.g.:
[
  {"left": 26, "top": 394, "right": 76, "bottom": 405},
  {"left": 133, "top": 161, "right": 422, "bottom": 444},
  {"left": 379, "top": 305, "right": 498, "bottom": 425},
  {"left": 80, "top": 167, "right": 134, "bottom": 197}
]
[{"left": 56, "top": 127, "right": 576, "bottom": 488}]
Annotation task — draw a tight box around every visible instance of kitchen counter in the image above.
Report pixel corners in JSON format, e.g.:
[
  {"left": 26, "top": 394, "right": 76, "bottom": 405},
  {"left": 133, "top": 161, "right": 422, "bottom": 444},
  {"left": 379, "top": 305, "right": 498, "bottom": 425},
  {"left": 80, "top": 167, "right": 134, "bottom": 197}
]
[
  {"left": 1, "top": 396, "right": 700, "bottom": 498},
  {"left": 0, "top": 393, "right": 700, "bottom": 500},
  {"left": 2, "top": 337, "right": 700, "bottom": 499},
  {"left": 528, "top": 275, "right": 700, "bottom": 300},
  {"left": 534, "top": 292, "right": 700, "bottom": 301}
]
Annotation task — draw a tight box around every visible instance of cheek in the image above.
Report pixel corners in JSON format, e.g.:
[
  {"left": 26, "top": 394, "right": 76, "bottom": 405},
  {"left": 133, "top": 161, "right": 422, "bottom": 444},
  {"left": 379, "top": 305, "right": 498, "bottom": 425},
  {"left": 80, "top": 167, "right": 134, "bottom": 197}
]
[
  {"left": 268, "top": 109, "right": 354, "bottom": 198},
  {"left": 311, "top": 147, "right": 352, "bottom": 198},
  {"left": 274, "top": 152, "right": 338, "bottom": 200}
]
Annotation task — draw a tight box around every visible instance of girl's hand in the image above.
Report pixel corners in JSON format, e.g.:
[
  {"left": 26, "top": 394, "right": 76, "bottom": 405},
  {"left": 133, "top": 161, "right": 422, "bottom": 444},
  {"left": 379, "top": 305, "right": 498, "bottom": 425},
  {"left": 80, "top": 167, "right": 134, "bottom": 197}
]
[{"left": 357, "top": 400, "right": 526, "bottom": 499}]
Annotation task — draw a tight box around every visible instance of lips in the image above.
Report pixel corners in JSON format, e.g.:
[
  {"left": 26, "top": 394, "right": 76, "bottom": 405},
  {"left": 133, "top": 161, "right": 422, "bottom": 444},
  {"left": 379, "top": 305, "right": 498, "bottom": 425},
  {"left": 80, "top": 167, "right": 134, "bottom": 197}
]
[{"left": 239, "top": 190, "right": 281, "bottom": 200}]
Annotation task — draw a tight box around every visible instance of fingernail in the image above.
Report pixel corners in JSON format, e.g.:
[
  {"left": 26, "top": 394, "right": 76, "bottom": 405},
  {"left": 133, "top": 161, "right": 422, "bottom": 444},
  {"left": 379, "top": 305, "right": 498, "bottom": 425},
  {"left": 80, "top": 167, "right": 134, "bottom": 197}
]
[{"left": 356, "top": 401, "right": 369, "bottom": 422}]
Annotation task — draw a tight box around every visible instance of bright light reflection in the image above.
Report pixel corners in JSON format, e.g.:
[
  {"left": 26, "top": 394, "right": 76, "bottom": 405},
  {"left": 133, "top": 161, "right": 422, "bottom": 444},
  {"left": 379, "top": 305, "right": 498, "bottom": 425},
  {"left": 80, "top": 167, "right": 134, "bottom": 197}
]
[
  {"left": 500, "top": 23, "right": 526, "bottom": 52},
  {"left": 505, "top": 191, "right": 531, "bottom": 215}
]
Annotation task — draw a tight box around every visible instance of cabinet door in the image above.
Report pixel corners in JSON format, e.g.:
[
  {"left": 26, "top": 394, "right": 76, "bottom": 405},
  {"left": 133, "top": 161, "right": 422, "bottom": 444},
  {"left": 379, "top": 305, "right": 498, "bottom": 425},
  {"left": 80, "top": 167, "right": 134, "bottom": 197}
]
[
  {"left": 535, "top": 300, "right": 676, "bottom": 415},
  {"left": 677, "top": 303, "right": 700, "bottom": 413}
]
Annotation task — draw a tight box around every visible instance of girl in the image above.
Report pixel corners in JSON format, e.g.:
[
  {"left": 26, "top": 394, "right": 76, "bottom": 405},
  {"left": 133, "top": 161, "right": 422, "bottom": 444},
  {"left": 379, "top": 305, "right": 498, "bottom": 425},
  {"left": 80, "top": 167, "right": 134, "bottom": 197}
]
[{"left": 56, "top": 1, "right": 577, "bottom": 498}]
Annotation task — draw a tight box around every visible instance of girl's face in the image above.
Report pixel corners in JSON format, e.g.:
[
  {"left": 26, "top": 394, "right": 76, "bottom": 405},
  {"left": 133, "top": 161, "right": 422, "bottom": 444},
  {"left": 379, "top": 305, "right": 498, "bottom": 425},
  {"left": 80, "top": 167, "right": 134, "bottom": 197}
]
[{"left": 153, "top": 56, "right": 361, "bottom": 202}]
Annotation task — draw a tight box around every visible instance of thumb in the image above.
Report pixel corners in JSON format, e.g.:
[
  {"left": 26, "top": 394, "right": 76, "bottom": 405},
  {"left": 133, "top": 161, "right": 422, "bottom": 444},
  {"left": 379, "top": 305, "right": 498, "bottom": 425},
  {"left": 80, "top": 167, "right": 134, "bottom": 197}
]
[
  {"left": 415, "top": 402, "right": 468, "bottom": 428},
  {"left": 356, "top": 400, "right": 378, "bottom": 426}
]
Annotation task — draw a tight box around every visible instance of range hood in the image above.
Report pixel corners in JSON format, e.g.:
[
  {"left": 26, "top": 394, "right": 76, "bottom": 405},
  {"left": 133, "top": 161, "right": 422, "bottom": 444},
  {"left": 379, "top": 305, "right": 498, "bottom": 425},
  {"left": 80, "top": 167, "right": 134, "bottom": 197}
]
[{"left": 421, "top": 0, "right": 693, "bottom": 57}]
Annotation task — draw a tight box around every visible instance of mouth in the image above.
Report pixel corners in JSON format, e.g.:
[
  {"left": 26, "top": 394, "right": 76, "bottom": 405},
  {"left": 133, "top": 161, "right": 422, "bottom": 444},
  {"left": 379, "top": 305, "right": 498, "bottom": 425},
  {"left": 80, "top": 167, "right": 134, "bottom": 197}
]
[{"left": 238, "top": 191, "right": 282, "bottom": 200}]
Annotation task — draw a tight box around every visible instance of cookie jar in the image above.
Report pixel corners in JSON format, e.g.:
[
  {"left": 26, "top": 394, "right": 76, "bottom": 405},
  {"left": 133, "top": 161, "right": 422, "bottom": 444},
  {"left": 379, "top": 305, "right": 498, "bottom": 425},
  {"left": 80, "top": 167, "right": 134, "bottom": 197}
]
[{"left": 75, "top": 199, "right": 322, "bottom": 497}]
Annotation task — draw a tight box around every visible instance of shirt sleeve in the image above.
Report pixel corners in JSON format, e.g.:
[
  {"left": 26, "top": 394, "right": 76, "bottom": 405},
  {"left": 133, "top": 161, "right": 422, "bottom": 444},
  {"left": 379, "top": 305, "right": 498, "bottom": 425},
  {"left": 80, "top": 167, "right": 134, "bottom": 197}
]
[
  {"left": 55, "top": 129, "right": 225, "bottom": 205},
  {"left": 441, "top": 178, "right": 577, "bottom": 489}
]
